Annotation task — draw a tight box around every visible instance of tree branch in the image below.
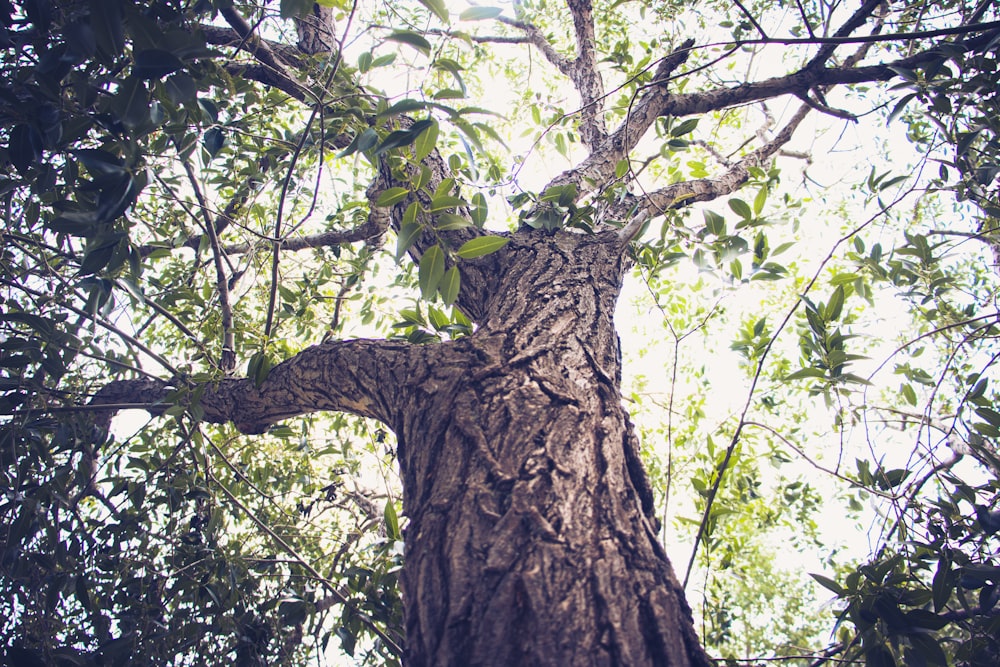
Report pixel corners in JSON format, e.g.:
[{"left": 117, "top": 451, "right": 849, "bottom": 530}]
[
  {"left": 535, "top": 38, "right": 694, "bottom": 199},
  {"left": 803, "top": 0, "right": 883, "bottom": 70},
  {"left": 564, "top": 0, "right": 607, "bottom": 147},
  {"left": 497, "top": 16, "right": 574, "bottom": 76},
  {"left": 612, "top": 103, "right": 810, "bottom": 222},
  {"left": 91, "top": 338, "right": 421, "bottom": 434},
  {"left": 538, "top": 26, "right": 997, "bottom": 202},
  {"left": 218, "top": 5, "right": 301, "bottom": 85}
]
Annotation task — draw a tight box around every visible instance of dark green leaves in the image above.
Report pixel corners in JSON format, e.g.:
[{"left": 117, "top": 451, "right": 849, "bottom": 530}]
[
  {"left": 202, "top": 127, "right": 225, "bottom": 158},
  {"left": 7, "top": 125, "right": 43, "bottom": 174},
  {"left": 113, "top": 76, "right": 149, "bottom": 130},
  {"left": 418, "top": 244, "right": 446, "bottom": 299},
  {"left": 73, "top": 149, "right": 127, "bottom": 177},
  {"left": 133, "top": 49, "right": 183, "bottom": 79}
]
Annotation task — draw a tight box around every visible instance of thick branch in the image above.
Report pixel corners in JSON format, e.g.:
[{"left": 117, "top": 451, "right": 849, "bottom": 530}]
[
  {"left": 199, "top": 24, "right": 303, "bottom": 68},
  {"left": 565, "top": 0, "right": 607, "bottom": 147},
  {"left": 611, "top": 104, "right": 810, "bottom": 222},
  {"left": 501, "top": 2, "right": 607, "bottom": 148},
  {"left": 92, "top": 339, "right": 420, "bottom": 434},
  {"left": 498, "top": 16, "right": 574, "bottom": 75},
  {"left": 218, "top": 5, "right": 299, "bottom": 84},
  {"left": 536, "top": 38, "right": 694, "bottom": 196},
  {"left": 803, "top": 0, "right": 883, "bottom": 70},
  {"left": 540, "top": 28, "right": 996, "bottom": 200}
]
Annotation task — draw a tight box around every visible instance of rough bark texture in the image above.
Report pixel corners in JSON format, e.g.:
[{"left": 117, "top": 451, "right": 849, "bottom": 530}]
[
  {"left": 387, "top": 231, "right": 711, "bottom": 666},
  {"left": 93, "top": 230, "right": 712, "bottom": 666}
]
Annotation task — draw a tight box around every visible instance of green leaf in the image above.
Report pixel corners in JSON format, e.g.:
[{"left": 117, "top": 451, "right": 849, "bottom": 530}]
[
  {"left": 975, "top": 406, "right": 1000, "bottom": 428},
  {"left": 827, "top": 285, "right": 845, "bottom": 321},
  {"left": 396, "top": 222, "right": 422, "bottom": 259},
  {"left": 417, "top": 0, "right": 449, "bottom": 22},
  {"left": 376, "top": 187, "right": 410, "bottom": 207},
  {"left": 809, "top": 573, "right": 845, "bottom": 596},
  {"left": 164, "top": 73, "right": 196, "bottom": 104},
  {"left": 907, "top": 635, "right": 948, "bottom": 667},
  {"left": 440, "top": 266, "right": 460, "bottom": 305},
  {"left": 433, "top": 178, "right": 456, "bottom": 199},
  {"left": 470, "top": 192, "right": 488, "bottom": 225},
  {"left": 429, "top": 195, "right": 466, "bottom": 211},
  {"left": 113, "top": 76, "right": 149, "bottom": 130},
  {"left": 753, "top": 185, "right": 768, "bottom": 215},
  {"left": 670, "top": 118, "right": 698, "bottom": 137},
  {"left": 247, "top": 351, "right": 273, "bottom": 388},
  {"left": 419, "top": 245, "right": 446, "bottom": 299},
  {"left": 887, "top": 93, "right": 917, "bottom": 124},
  {"left": 460, "top": 6, "right": 503, "bottom": 20},
  {"left": 90, "top": 0, "right": 124, "bottom": 61},
  {"left": 435, "top": 213, "right": 471, "bottom": 230},
  {"left": 96, "top": 173, "right": 137, "bottom": 222},
  {"left": 703, "top": 209, "right": 725, "bottom": 236},
  {"left": 728, "top": 198, "right": 752, "bottom": 220},
  {"left": 371, "top": 53, "right": 396, "bottom": 68},
  {"left": 133, "top": 49, "right": 183, "bottom": 80},
  {"left": 357, "top": 51, "right": 373, "bottom": 73},
  {"left": 614, "top": 159, "right": 630, "bottom": 179},
  {"left": 784, "top": 367, "right": 827, "bottom": 381},
  {"left": 375, "top": 129, "right": 418, "bottom": 154},
  {"left": 931, "top": 552, "right": 955, "bottom": 612},
  {"left": 386, "top": 31, "right": 432, "bottom": 56},
  {"left": 456, "top": 236, "right": 509, "bottom": 258},
  {"left": 379, "top": 98, "right": 426, "bottom": 118},
  {"left": 865, "top": 645, "right": 897, "bottom": 667},
  {"left": 7, "top": 125, "right": 42, "bottom": 175},
  {"left": 414, "top": 120, "right": 439, "bottom": 160},
  {"left": 203, "top": 127, "right": 225, "bottom": 158},
  {"left": 384, "top": 500, "right": 400, "bottom": 541},
  {"left": 412, "top": 166, "right": 432, "bottom": 191}
]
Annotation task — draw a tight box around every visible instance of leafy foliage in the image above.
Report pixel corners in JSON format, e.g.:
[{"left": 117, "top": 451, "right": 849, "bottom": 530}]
[{"left": 2, "top": 0, "right": 1000, "bottom": 664}]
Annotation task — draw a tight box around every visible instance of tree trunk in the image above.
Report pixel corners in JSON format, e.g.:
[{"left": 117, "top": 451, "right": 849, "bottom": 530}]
[
  {"left": 92, "top": 227, "right": 712, "bottom": 667},
  {"left": 390, "top": 230, "right": 711, "bottom": 666}
]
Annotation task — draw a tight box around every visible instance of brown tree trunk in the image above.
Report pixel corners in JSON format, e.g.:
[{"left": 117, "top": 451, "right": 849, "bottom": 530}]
[
  {"left": 388, "top": 230, "right": 711, "bottom": 666},
  {"left": 95, "top": 228, "right": 713, "bottom": 664}
]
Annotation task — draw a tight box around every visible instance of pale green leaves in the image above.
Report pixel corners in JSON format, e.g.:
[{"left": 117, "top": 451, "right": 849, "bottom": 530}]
[
  {"left": 417, "top": 0, "right": 449, "bottom": 23},
  {"left": 456, "top": 236, "right": 508, "bottom": 258},
  {"left": 459, "top": 6, "right": 503, "bottom": 20}
]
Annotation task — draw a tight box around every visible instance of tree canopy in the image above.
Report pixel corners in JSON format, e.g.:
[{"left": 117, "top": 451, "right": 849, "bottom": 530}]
[{"left": 1, "top": 0, "right": 999, "bottom": 665}]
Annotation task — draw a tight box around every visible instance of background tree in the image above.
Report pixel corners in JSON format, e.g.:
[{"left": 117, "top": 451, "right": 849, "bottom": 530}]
[{"left": 1, "top": 0, "right": 999, "bottom": 665}]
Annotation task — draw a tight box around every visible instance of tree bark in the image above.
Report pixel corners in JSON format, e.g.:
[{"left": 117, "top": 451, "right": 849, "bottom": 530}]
[
  {"left": 389, "top": 230, "right": 711, "bottom": 666},
  {"left": 93, "top": 229, "right": 712, "bottom": 666}
]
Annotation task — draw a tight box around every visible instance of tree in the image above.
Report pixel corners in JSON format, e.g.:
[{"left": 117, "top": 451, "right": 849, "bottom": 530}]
[{"left": 1, "top": 0, "right": 999, "bottom": 665}]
